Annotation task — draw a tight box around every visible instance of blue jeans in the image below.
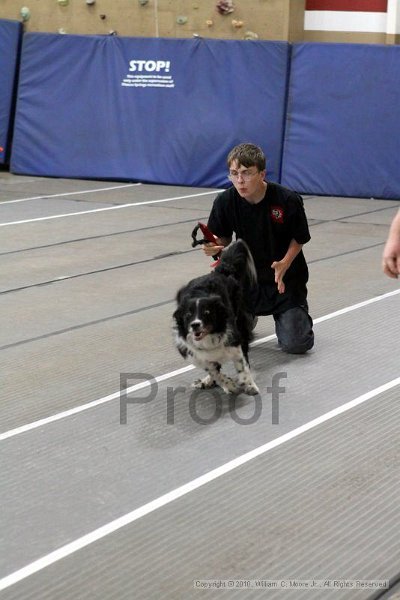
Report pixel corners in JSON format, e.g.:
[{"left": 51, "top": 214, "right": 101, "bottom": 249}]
[{"left": 273, "top": 306, "right": 314, "bottom": 354}]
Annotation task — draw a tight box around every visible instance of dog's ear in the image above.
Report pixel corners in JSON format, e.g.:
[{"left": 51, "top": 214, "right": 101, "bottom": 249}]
[
  {"left": 173, "top": 294, "right": 187, "bottom": 330},
  {"left": 214, "top": 297, "right": 228, "bottom": 325},
  {"left": 172, "top": 305, "right": 186, "bottom": 340},
  {"left": 175, "top": 287, "right": 184, "bottom": 304},
  {"left": 173, "top": 305, "right": 182, "bottom": 324},
  {"left": 173, "top": 288, "right": 185, "bottom": 319}
]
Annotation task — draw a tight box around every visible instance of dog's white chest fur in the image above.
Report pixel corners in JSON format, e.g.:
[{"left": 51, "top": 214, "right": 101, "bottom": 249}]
[{"left": 187, "top": 332, "right": 235, "bottom": 363}]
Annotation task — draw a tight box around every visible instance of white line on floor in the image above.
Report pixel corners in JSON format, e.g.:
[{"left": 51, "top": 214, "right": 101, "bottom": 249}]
[
  {"left": 0, "top": 375, "right": 398, "bottom": 592},
  {"left": 0, "top": 183, "right": 141, "bottom": 205},
  {"left": 252, "top": 288, "right": 400, "bottom": 345},
  {"left": 0, "top": 191, "right": 218, "bottom": 226},
  {"left": 0, "top": 288, "right": 398, "bottom": 443}
]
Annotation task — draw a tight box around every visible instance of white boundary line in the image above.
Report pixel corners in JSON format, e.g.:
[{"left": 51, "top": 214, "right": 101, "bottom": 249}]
[
  {"left": 0, "top": 183, "right": 141, "bottom": 205},
  {"left": 0, "top": 288, "right": 399, "bottom": 443},
  {"left": 0, "top": 191, "right": 218, "bottom": 227},
  {"left": 253, "top": 287, "right": 400, "bottom": 344},
  {"left": 0, "top": 375, "right": 399, "bottom": 591},
  {"left": 0, "top": 365, "right": 195, "bottom": 442}
]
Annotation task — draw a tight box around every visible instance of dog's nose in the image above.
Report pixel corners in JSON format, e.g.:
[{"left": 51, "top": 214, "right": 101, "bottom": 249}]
[{"left": 190, "top": 320, "right": 202, "bottom": 331}]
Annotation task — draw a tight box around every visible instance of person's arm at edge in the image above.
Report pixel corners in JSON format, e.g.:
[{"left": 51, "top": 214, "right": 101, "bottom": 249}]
[{"left": 382, "top": 209, "right": 400, "bottom": 279}]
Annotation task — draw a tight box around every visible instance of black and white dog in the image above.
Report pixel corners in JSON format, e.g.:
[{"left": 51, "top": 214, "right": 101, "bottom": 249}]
[{"left": 173, "top": 240, "right": 259, "bottom": 395}]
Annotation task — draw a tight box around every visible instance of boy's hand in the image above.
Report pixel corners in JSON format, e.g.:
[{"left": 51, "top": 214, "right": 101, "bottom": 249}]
[
  {"left": 202, "top": 238, "right": 225, "bottom": 257},
  {"left": 271, "top": 260, "right": 288, "bottom": 294}
]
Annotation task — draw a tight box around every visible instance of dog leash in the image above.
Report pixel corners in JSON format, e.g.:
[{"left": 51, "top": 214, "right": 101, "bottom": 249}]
[{"left": 191, "top": 222, "right": 222, "bottom": 267}]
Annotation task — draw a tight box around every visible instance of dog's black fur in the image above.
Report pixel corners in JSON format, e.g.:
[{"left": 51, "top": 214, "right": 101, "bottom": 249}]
[{"left": 173, "top": 239, "right": 259, "bottom": 395}]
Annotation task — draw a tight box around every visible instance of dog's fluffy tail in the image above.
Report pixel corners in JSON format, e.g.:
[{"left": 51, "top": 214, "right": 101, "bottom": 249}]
[{"left": 215, "top": 239, "right": 257, "bottom": 288}]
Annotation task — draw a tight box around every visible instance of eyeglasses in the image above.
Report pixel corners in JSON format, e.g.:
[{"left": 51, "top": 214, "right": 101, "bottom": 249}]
[{"left": 228, "top": 169, "right": 259, "bottom": 182}]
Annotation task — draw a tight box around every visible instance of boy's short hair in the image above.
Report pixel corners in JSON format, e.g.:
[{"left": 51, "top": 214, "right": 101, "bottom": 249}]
[{"left": 227, "top": 143, "right": 266, "bottom": 171}]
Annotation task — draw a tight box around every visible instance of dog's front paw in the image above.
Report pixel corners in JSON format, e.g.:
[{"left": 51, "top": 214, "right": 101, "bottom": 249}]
[{"left": 192, "top": 375, "right": 216, "bottom": 389}]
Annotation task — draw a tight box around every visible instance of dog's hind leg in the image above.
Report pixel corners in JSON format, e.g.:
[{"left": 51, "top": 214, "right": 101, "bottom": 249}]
[
  {"left": 214, "top": 371, "right": 241, "bottom": 395},
  {"left": 231, "top": 348, "right": 260, "bottom": 396}
]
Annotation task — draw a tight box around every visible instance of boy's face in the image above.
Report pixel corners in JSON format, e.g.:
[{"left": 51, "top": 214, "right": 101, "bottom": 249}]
[{"left": 228, "top": 160, "right": 266, "bottom": 202}]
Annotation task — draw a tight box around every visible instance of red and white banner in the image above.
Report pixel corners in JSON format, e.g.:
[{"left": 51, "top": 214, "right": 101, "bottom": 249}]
[{"left": 305, "top": 0, "right": 389, "bottom": 31}]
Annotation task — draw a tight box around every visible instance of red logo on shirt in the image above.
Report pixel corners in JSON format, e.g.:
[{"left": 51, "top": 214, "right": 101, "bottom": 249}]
[{"left": 271, "top": 206, "right": 284, "bottom": 223}]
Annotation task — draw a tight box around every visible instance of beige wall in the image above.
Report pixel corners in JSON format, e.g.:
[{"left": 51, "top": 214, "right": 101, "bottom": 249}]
[
  {"left": 385, "top": 32, "right": 400, "bottom": 44},
  {"left": 303, "top": 30, "right": 387, "bottom": 44},
  {"left": 0, "top": 0, "right": 305, "bottom": 40}
]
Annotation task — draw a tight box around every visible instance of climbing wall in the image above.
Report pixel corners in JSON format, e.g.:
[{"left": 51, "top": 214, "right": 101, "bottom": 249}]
[{"left": 0, "top": 0, "right": 305, "bottom": 41}]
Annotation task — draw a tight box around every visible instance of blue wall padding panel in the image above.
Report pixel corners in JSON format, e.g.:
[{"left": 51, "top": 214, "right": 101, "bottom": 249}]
[
  {"left": 11, "top": 34, "right": 290, "bottom": 187},
  {"left": 281, "top": 43, "right": 400, "bottom": 199},
  {"left": 0, "top": 19, "right": 22, "bottom": 164}
]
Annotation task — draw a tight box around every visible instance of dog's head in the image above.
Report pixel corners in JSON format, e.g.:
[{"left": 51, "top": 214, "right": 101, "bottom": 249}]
[{"left": 173, "top": 294, "right": 228, "bottom": 342}]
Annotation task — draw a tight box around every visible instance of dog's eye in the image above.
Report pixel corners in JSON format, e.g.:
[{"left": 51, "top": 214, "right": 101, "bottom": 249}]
[{"left": 203, "top": 310, "right": 210, "bottom": 316}]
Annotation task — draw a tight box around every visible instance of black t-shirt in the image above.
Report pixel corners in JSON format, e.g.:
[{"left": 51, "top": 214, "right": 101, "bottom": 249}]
[{"left": 207, "top": 182, "right": 311, "bottom": 286}]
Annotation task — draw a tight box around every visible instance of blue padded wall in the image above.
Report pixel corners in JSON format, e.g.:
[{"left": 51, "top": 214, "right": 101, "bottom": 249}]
[
  {"left": 0, "top": 19, "right": 22, "bottom": 164},
  {"left": 281, "top": 43, "right": 400, "bottom": 200},
  {"left": 11, "top": 34, "right": 290, "bottom": 187}
]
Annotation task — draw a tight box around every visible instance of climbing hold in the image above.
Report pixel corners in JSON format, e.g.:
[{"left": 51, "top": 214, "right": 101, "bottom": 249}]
[
  {"left": 99, "top": 14, "right": 106, "bottom": 19},
  {"left": 138, "top": 0, "right": 149, "bottom": 5},
  {"left": 58, "top": 28, "right": 67, "bottom": 34},
  {"left": 86, "top": 0, "right": 95, "bottom": 4},
  {"left": 244, "top": 30, "right": 258, "bottom": 40},
  {"left": 216, "top": 0, "right": 234, "bottom": 15},
  {"left": 57, "top": 0, "right": 69, "bottom": 5},
  {"left": 20, "top": 6, "right": 31, "bottom": 21},
  {"left": 231, "top": 19, "right": 244, "bottom": 28},
  {"left": 176, "top": 15, "right": 188, "bottom": 25},
  {"left": 205, "top": 19, "right": 213, "bottom": 27}
]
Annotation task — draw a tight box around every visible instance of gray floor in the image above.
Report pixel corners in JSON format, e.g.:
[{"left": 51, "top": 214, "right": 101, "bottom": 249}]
[{"left": 0, "top": 172, "right": 399, "bottom": 599}]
